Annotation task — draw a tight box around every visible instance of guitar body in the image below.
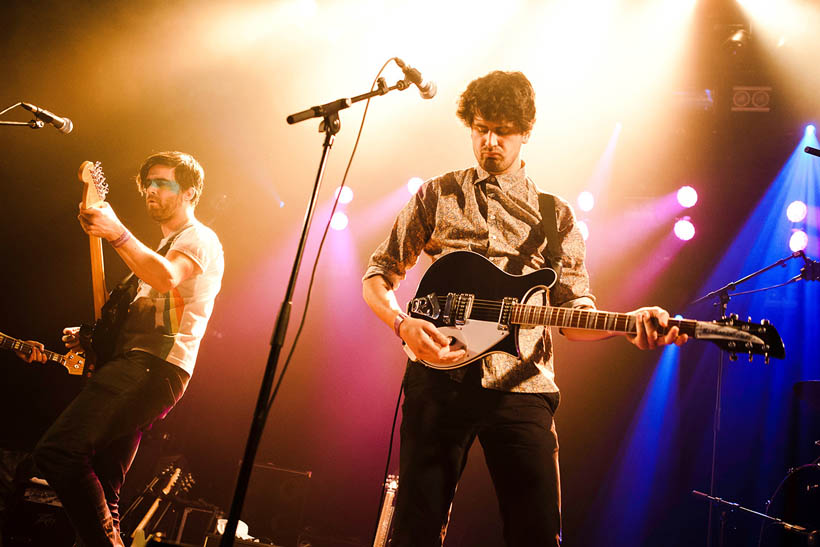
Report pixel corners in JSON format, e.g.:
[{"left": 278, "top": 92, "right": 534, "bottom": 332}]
[
  {"left": 81, "top": 276, "right": 139, "bottom": 368},
  {"left": 409, "top": 251, "right": 557, "bottom": 369}
]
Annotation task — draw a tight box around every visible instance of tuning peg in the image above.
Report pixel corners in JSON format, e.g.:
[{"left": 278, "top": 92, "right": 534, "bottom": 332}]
[
  {"left": 729, "top": 353, "right": 738, "bottom": 362},
  {"left": 760, "top": 318, "right": 770, "bottom": 326},
  {"left": 748, "top": 353, "right": 753, "bottom": 362},
  {"left": 747, "top": 316, "right": 752, "bottom": 323},
  {"left": 764, "top": 355, "right": 770, "bottom": 365},
  {"left": 729, "top": 313, "right": 739, "bottom": 322}
]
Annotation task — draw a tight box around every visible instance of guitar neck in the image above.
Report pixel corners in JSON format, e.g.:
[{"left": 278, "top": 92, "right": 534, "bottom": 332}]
[
  {"left": 89, "top": 235, "right": 107, "bottom": 321},
  {"left": 0, "top": 332, "right": 70, "bottom": 367},
  {"left": 510, "top": 305, "right": 696, "bottom": 337}
]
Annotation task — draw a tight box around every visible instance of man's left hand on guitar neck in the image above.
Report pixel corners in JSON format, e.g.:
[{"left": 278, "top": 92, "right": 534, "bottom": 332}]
[
  {"left": 562, "top": 306, "right": 689, "bottom": 349},
  {"left": 78, "top": 201, "right": 127, "bottom": 243}
]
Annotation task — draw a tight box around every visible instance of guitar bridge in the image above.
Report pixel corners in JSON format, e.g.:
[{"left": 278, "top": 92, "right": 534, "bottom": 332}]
[{"left": 408, "top": 293, "right": 441, "bottom": 320}]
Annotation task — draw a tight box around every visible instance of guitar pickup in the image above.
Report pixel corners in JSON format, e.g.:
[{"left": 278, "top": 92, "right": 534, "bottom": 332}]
[
  {"left": 442, "top": 293, "right": 474, "bottom": 326},
  {"left": 497, "top": 297, "right": 518, "bottom": 332}
]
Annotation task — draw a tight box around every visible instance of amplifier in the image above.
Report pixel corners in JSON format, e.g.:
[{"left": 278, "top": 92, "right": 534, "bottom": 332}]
[{"left": 241, "top": 462, "right": 311, "bottom": 546}]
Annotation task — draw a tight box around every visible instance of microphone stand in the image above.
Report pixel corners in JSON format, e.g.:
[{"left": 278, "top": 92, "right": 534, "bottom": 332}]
[
  {"left": 219, "top": 75, "right": 414, "bottom": 546},
  {"left": 691, "top": 252, "right": 805, "bottom": 547},
  {"left": 691, "top": 490, "right": 815, "bottom": 545},
  {"left": 0, "top": 102, "right": 45, "bottom": 129}
]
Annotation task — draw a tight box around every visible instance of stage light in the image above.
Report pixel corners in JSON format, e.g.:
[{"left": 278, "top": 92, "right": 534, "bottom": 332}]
[
  {"left": 334, "top": 186, "right": 353, "bottom": 204},
  {"left": 330, "top": 211, "right": 348, "bottom": 231},
  {"left": 407, "top": 177, "right": 424, "bottom": 194},
  {"left": 786, "top": 200, "right": 807, "bottom": 223},
  {"left": 677, "top": 186, "right": 698, "bottom": 208},
  {"left": 789, "top": 229, "right": 808, "bottom": 252},
  {"left": 674, "top": 314, "right": 683, "bottom": 320},
  {"left": 807, "top": 124, "right": 816, "bottom": 137},
  {"left": 674, "top": 218, "right": 695, "bottom": 241},
  {"left": 577, "top": 220, "right": 589, "bottom": 241},
  {"left": 578, "top": 191, "right": 595, "bottom": 212}
]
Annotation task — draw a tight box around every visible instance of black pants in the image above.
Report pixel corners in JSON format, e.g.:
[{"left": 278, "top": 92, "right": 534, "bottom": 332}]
[
  {"left": 32, "top": 350, "right": 188, "bottom": 547},
  {"left": 392, "top": 362, "right": 561, "bottom": 547}
]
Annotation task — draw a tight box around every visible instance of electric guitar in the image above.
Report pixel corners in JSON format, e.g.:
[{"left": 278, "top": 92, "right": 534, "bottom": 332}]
[
  {"left": 404, "top": 251, "right": 786, "bottom": 369},
  {"left": 77, "top": 161, "right": 138, "bottom": 369},
  {"left": 0, "top": 331, "right": 87, "bottom": 375},
  {"left": 373, "top": 475, "right": 399, "bottom": 547}
]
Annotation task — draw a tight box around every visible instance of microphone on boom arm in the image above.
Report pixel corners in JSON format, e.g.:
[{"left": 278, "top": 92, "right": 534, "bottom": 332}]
[
  {"left": 395, "top": 58, "right": 437, "bottom": 100},
  {"left": 20, "top": 102, "right": 73, "bottom": 134}
]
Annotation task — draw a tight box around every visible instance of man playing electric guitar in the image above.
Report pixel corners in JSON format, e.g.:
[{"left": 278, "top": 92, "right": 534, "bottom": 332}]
[
  {"left": 17, "top": 151, "right": 223, "bottom": 547},
  {"left": 362, "top": 71, "right": 688, "bottom": 547}
]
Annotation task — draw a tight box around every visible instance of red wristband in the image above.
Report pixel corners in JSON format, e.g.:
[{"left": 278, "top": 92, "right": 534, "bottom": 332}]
[
  {"left": 110, "top": 229, "right": 131, "bottom": 248},
  {"left": 393, "top": 311, "right": 409, "bottom": 338}
]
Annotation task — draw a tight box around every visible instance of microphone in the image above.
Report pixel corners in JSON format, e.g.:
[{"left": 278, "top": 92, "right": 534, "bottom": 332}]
[
  {"left": 806, "top": 146, "right": 820, "bottom": 158},
  {"left": 789, "top": 251, "right": 820, "bottom": 282},
  {"left": 20, "top": 102, "right": 73, "bottom": 134},
  {"left": 395, "top": 58, "right": 437, "bottom": 100}
]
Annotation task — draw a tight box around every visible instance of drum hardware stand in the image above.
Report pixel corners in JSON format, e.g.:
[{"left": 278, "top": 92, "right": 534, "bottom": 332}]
[
  {"left": 219, "top": 69, "right": 422, "bottom": 547},
  {"left": 692, "top": 251, "right": 810, "bottom": 547},
  {"left": 692, "top": 491, "right": 818, "bottom": 546}
]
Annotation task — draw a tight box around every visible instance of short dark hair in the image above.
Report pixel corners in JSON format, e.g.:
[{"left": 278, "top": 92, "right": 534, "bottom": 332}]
[
  {"left": 456, "top": 71, "right": 536, "bottom": 133},
  {"left": 136, "top": 151, "right": 204, "bottom": 206}
]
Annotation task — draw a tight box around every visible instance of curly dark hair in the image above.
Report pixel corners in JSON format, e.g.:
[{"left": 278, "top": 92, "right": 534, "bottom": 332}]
[
  {"left": 457, "top": 71, "right": 536, "bottom": 133},
  {"left": 136, "top": 151, "right": 205, "bottom": 206}
]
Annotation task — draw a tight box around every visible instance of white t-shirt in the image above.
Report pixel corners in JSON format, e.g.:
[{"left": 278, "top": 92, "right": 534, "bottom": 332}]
[{"left": 118, "top": 220, "right": 224, "bottom": 376}]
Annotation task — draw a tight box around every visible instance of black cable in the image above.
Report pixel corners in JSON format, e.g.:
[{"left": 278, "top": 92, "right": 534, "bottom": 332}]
[{"left": 265, "top": 56, "right": 398, "bottom": 415}]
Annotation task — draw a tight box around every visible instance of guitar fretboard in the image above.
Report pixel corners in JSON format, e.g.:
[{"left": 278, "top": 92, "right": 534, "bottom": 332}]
[
  {"left": 0, "top": 332, "right": 66, "bottom": 365},
  {"left": 509, "top": 304, "right": 698, "bottom": 336}
]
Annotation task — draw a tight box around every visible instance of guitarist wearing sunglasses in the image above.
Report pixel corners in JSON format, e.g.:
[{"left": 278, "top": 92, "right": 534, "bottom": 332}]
[
  {"left": 16, "top": 151, "right": 224, "bottom": 547},
  {"left": 362, "top": 71, "right": 688, "bottom": 547}
]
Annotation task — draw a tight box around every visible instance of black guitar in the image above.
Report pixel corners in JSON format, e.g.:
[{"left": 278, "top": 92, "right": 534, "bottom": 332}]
[
  {"left": 79, "top": 275, "right": 140, "bottom": 370},
  {"left": 404, "top": 251, "right": 786, "bottom": 369}
]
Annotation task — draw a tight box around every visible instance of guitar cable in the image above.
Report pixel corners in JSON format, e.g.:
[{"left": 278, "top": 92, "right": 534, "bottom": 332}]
[{"left": 264, "top": 56, "right": 398, "bottom": 416}]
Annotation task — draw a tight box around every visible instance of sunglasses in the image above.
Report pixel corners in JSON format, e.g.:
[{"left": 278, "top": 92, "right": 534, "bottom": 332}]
[{"left": 142, "top": 178, "right": 180, "bottom": 192}]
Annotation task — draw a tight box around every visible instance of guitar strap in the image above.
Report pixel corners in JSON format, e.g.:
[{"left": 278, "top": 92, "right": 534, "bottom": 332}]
[{"left": 537, "top": 192, "right": 560, "bottom": 275}]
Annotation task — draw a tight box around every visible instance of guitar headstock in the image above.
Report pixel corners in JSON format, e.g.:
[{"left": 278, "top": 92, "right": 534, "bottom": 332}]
[
  {"left": 63, "top": 349, "right": 87, "bottom": 376},
  {"left": 706, "top": 316, "right": 786, "bottom": 363},
  {"left": 78, "top": 160, "right": 108, "bottom": 208}
]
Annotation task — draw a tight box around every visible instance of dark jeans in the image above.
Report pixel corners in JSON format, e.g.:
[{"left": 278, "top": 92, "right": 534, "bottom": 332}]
[
  {"left": 392, "top": 362, "right": 561, "bottom": 547},
  {"left": 32, "top": 350, "right": 188, "bottom": 547}
]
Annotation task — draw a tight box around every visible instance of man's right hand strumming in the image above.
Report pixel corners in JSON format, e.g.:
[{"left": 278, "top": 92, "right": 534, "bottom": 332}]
[
  {"left": 62, "top": 326, "right": 81, "bottom": 350},
  {"left": 398, "top": 316, "right": 467, "bottom": 366}
]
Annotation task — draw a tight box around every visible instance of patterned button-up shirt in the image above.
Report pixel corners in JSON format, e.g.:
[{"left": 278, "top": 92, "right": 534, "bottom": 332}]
[{"left": 364, "top": 163, "right": 595, "bottom": 393}]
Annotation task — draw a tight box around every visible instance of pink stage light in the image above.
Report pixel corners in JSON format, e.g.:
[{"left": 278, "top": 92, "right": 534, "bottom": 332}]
[
  {"left": 407, "top": 177, "right": 424, "bottom": 194},
  {"left": 334, "top": 186, "right": 354, "bottom": 204},
  {"left": 577, "top": 191, "right": 595, "bottom": 212},
  {"left": 789, "top": 229, "right": 808, "bottom": 252},
  {"left": 677, "top": 186, "right": 698, "bottom": 208},
  {"left": 674, "top": 218, "right": 695, "bottom": 241},
  {"left": 786, "top": 200, "right": 807, "bottom": 223},
  {"left": 330, "top": 211, "right": 349, "bottom": 231},
  {"left": 577, "top": 220, "right": 590, "bottom": 241}
]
